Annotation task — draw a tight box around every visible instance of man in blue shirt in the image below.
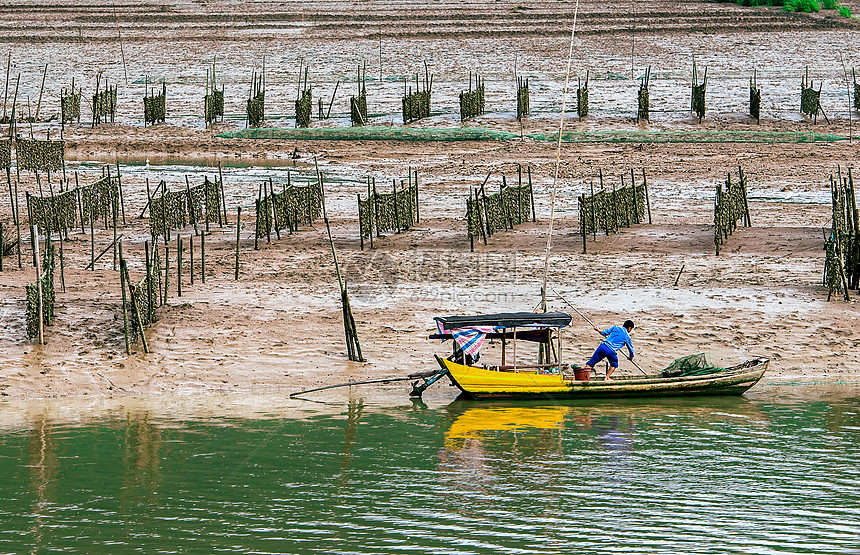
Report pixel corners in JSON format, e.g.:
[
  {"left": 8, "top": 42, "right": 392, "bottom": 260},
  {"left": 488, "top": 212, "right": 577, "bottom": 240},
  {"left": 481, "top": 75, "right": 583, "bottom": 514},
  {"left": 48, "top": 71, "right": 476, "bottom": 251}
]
[{"left": 583, "top": 320, "right": 634, "bottom": 380}]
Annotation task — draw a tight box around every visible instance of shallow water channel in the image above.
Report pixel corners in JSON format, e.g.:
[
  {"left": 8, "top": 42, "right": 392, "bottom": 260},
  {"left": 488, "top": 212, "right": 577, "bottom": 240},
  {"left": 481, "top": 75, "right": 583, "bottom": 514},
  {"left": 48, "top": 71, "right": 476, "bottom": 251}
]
[{"left": 1, "top": 384, "right": 858, "bottom": 554}]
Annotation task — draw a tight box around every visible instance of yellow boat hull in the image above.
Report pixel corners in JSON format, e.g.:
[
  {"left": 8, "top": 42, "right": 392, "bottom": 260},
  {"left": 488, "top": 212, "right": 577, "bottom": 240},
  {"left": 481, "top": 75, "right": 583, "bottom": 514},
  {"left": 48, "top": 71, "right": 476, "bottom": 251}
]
[{"left": 437, "top": 356, "right": 768, "bottom": 399}]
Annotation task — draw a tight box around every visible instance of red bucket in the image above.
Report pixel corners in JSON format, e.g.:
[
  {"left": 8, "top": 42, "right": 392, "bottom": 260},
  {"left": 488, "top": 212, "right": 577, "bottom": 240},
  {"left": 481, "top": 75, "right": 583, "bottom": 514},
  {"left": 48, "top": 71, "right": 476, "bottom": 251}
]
[{"left": 573, "top": 367, "right": 590, "bottom": 381}]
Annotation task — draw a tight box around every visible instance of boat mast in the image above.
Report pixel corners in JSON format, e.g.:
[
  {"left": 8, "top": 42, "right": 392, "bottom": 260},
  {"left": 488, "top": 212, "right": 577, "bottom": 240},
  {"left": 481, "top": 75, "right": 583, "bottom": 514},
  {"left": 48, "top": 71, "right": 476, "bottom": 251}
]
[{"left": 541, "top": 1, "right": 580, "bottom": 312}]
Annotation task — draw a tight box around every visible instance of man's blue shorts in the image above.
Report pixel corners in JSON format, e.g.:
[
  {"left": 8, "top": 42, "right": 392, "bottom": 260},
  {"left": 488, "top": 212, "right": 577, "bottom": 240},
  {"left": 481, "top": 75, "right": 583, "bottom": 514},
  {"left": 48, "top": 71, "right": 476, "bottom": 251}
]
[{"left": 587, "top": 343, "right": 618, "bottom": 368}]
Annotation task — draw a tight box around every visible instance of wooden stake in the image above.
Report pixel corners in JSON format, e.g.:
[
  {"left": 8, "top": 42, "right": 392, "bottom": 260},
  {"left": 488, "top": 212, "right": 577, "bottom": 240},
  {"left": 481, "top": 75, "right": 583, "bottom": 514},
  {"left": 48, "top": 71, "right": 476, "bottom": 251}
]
[
  {"left": 739, "top": 165, "right": 751, "bottom": 227},
  {"left": 177, "top": 235, "right": 182, "bottom": 297},
  {"left": 123, "top": 261, "right": 149, "bottom": 354},
  {"left": 33, "top": 226, "right": 45, "bottom": 344},
  {"left": 1, "top": 52, "right": 9, "bottom": 121},
  {"left": 116, "top": 160, "right": 125, "bottom": 224},
  {"left": 254, "top": 198, "right": 260, "bottom": 250},
  {"left": 642, "top": 168, "right": 652, "bottom": 224},
  {"left": 580, "top": 194, "right": 587, "bottom": 254},
  {"left": 190, "top": 229, "right": 194, "bottom": 285},
  {"left": 358, "top": 194, "right": 364, "bottom": 250},
  {"left": 317, "top": 158, "right": 363, "bottom": 362},
  {"left": 35, "top": 63, "right": 48, "bottom": 122},
  {"left": 89, "top": 192, "right": 94, "bottom": 270},
  {"left": 120, "top": 243, "right": 129, "bottom": 354},
  {"left": 218, "top": 161, "right": 226, "bottom": 226},
  {"left": 269, "top": 178, "right": 280, "bottom": 240},
  {"left": 468, "top": 188, "right": 474, "bottom": 252},
  {"left": 185, "top": 175, "right": 198, "bottom": 236},
  {"left": 145, "top": 240, "right": 155, "bottom": 314},
  {"left": 108, "top": 165, "right": 117, "bottom": 270},
  {"left": 200, "top": 233, "right": 205, "bottom": 284},
  {"left": 204, "top": 176, "right": 210, "bottom": 233},
  {"left": 674, "top": 264, "right": 685, "bottom": 287},
  {"left": 163, "top": 244, "right": 169, "bottom": 304},
  {"left": 14, "top": 179, "right": 20, "bottom": 268},
  {"left": 234, "top": 206, "right": 241, "bottom": 280}
]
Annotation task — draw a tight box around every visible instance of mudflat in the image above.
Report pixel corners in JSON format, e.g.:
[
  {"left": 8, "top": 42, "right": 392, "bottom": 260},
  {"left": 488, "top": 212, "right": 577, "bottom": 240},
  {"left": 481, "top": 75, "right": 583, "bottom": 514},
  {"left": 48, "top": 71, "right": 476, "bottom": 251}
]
[{"left": 1, "top": 0, "right": 858, "bottom": 399}]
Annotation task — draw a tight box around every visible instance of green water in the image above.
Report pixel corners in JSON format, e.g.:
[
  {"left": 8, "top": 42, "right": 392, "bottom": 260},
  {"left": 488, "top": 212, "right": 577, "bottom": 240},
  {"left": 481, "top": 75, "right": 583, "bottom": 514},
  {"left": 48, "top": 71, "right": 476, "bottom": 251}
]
[{"left": 1, "top": 386, "right": 858, "bottom": 554}]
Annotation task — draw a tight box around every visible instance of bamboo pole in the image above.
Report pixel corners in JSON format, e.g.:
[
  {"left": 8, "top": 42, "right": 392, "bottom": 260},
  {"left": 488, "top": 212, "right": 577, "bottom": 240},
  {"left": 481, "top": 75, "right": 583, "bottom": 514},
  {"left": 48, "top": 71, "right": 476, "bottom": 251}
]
[
  {"left": 1, "top": 52, "right": 9, "bottom": 121},
  {"left": 580, "top": 194, "right": 587, "bottom": 254},
  {"left": 33, "top": 227, "right": 44, "bottom": 345},
  {"left": 590, "top": 179, "right": 596, "bottom": 240},
  {"left": 13, "top": 179, "right": 19, "bottom": 268},
  {"left": 234, "top": 206, "right": 241, "bottom": 280},
  {"left": 739, "top": 166, "right": 751, "bottom": 227},
  {"left": 468, "top": 188, "right": 474, "bottom": 252},
  {"left": 358, "top": 194, "right": 364, "bottom": 250},
  {"left": 200, "top": 233, "right": 205, "bottom": 284},
  {"left": 89, "top": 192, "right": 94, "bottom": 270},
  {"left": 123, "top": 259, "right": 149, "bottom": 353},
  {"left": 269, "top": 178, "right": 280, "bottom": 240},
  {"left": 177, "top": 235, "right": 182, "bottom": 297},
  {"left": 218, "top": 161, "right": 226, "bottom": 226},
  {"left": 317, "top": 158, "right": 363, "bottom": 362},
  {"left": 85, "top": 233, "right": 123, "bottom": 270},
  {"left": 185, "top": 175, "right": 198, "bottom": 236},
  {"left": 476, "top": 187, "right": 487, "bottom": 245},
  {"left": 10, "top": 73, "right": 19, "bottom": 143},
  {"left": 35, "top": 63, "right": 47, "bottom": 121},
  {"left": 190, "top": 229, "right": 194, "bottom": 285},
  {"left": 116, "top": 160, "right": 125, "bottom": 224},
  {"left": 642, "top": 168, "right": 652, "bottom": 224},
  {"left": 109, "top": 165, "right": 117, "bottom": 270},
  {"left": 120, "top": 243, "right": 129, "bottom": 354},
  {"left": 204, "top": 175, "right": 210, "bottom": 233},
  {"left": 254, "top": 198, "right": 260, "bottom": 250},
  {"left": 145, "top": 240, "right": 153, "bottom": 318},
  {"left": 163, "top": 243, "right": 169, "bottom": 304},
  {"left": 414, "top": 170, "right": 419, "bottom": 223}
]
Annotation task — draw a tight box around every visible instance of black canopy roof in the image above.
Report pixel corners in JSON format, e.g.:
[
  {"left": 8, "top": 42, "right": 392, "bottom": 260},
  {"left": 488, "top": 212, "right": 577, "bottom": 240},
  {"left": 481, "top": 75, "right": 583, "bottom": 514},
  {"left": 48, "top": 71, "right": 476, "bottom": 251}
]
[{"left": 434, "top": 312, "right": 572, "bottom": 330}]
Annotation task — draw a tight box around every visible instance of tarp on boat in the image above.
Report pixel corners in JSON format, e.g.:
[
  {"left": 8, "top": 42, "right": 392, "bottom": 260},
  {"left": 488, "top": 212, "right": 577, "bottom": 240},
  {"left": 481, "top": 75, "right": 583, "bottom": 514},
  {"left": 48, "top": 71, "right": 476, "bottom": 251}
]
[
  {"left": 432, "top": 312, "right": 571, "bottom": 357},
  {"left": 434, "top": 312, "right": 572, "bottom": 331}
]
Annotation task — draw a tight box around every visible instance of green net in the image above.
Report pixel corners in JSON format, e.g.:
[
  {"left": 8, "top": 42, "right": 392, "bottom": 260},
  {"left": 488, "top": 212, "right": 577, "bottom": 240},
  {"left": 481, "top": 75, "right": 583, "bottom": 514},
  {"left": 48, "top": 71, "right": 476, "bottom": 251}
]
[{"left": 661, "top": 353, "right": 725, "bottom": 378}]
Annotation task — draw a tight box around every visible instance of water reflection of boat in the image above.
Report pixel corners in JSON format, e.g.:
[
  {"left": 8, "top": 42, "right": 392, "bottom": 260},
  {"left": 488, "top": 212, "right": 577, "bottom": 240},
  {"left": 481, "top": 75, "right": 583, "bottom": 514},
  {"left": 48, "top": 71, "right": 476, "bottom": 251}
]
[
  {"left": 444, "top": 405, "right": 570, "bottom": 451},
  {"left": 441, "top": 396, "right": 769, "bottom": 462},
  {"left": 420, "top": 312, "right": 768, "bottom": 400}
]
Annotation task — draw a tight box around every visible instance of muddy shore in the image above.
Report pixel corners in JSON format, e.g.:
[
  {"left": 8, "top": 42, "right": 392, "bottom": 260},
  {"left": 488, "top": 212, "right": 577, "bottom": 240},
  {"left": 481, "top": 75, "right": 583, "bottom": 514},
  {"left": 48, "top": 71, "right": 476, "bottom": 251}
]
[{"left": 1, "top": 0, "right": 859, "bottom": 400}]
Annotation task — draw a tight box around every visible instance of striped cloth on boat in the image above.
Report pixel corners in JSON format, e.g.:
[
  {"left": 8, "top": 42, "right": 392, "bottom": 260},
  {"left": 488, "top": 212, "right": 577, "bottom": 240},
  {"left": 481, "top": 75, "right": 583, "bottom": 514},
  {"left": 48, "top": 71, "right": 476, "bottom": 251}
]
[{"left": 436, "top": 321, "right": 495, "bottom": 357}]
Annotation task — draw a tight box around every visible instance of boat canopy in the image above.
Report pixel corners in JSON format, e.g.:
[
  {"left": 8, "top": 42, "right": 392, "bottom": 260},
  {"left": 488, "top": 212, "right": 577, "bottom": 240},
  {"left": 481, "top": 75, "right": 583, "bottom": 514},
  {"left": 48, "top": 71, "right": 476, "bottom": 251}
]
[
  {"left": 434, "top": 312, "right": 572, "bottom": 331},
  {"left": 431, "top": 312, "right": 571, "bottom": 355}
]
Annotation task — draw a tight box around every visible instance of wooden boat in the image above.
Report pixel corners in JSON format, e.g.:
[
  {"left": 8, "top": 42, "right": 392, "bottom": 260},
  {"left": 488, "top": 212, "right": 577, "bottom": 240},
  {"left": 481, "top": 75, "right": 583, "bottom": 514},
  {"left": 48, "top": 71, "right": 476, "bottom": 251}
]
[
  {"left": 415, "top": 311, "right": 768, "bottom": 399},
  {"left": 436, "top": 355, "right": 768, "bottom": 400}
]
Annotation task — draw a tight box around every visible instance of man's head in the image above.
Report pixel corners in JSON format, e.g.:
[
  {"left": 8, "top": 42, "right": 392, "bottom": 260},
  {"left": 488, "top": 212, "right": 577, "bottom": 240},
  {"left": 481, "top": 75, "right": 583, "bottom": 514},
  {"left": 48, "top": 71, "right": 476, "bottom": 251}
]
[{"left": 623, "top": 320, "right": 635, "bottom": 332}]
